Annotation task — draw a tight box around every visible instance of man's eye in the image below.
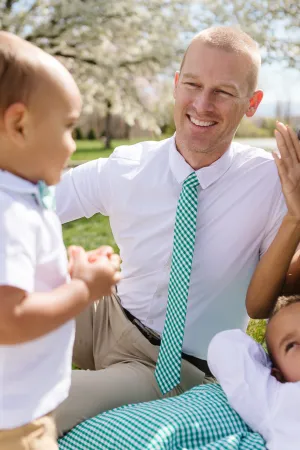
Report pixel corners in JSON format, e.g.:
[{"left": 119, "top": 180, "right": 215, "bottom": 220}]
[{"left": 215, "top": 89, "right": 233, "bottom": 96}]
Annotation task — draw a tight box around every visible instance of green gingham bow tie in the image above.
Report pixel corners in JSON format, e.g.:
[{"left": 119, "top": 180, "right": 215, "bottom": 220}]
[
  {"left": 155, "top": 171, "right": 199, "bottom": 395},
  {"left": 35, "top": 180, "right": 56, "bottom": 210}
]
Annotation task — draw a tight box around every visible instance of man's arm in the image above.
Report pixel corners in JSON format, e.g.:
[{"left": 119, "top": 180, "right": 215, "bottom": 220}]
[
  {"left": 246, "top": 123, "right": 300, "bottom": 319},
  {"left": 56, "top": 158, "right": 111, "bottom": 223}
]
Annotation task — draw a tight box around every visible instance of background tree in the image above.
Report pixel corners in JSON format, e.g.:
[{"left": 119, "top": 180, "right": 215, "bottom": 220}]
[
  {"left": 200, "top": 0, "right": 300, "bottom": 68},
  {"left": 0, "top": 0, "right": 299, "bottom": 143},
  {"left": 0, "top": 0, "right": 196, "bottom": 139}
]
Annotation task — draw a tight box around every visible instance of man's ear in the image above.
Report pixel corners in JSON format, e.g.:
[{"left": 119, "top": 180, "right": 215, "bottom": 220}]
[
  {"left": 3, "top": 103, "right": 28, "bottom": 147},
  {"left": 173, "top": 71, "right": 180, "bottom": 99},
  {"left": 245, "top": 90, "right": 263, "bottom": 118},
  {"left": 271, "top": 366, "right": 285, "bottom": 383}
]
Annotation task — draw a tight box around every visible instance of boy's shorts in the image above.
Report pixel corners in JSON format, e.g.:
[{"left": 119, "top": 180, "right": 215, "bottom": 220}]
[{"left": 0, "top": 413, "right": 57, "bottom": 450}]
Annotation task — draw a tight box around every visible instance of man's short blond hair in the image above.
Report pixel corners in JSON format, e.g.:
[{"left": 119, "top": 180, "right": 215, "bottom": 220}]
[
  {"left": 0, "top": 32, "right": 45, "bottom": 115},
  {"left": 180, "top": 26, "right": 261, "bottom": 94}
]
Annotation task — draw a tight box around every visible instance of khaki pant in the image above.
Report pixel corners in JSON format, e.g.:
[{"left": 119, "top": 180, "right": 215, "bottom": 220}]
[
  {"left": 56, "top": 293, "right": 213, "bottom": 437},
  {"left": 0, "top": 414, "right": 57, "bottom": 450}
]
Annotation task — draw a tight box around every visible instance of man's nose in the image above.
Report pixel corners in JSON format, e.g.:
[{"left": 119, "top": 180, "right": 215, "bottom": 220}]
[{"left": 192, "top": 90, "right": 214, "bottom": 112}]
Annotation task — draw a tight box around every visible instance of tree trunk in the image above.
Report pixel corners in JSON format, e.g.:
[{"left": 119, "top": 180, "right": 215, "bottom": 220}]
[{"left": 104, "top": 100, "right": 112, "bottom": 149}]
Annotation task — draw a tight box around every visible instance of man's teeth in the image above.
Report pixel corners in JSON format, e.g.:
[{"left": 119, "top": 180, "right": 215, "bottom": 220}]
[{"left": 189, "top": 117, "right": 215, "bottom": 127}]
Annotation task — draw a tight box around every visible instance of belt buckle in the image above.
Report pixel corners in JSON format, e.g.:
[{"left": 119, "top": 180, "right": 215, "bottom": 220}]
[{"left": 133, "top": 318, "right": 160, "bottom": 343}]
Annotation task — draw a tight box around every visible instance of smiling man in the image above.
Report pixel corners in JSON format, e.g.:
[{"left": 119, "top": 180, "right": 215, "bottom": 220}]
[{"left": 55, "top": 27, "right": 291, "bottom": 435}]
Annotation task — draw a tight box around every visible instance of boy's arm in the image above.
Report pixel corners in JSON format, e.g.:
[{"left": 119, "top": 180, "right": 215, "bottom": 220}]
[
  {"left": 246, "top": 123, "right": 300, "bottom": 319},
  {"left": 0, "top": 247, "right": 120, "bottom": 345},
  {"left": 0, "top": 280, "right": 88, "bottom": 344}
]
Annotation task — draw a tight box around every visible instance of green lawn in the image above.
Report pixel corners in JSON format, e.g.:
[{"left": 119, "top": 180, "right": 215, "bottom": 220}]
[
  {"left": 73, "top": 137, "right": 163, "bottom": 161},
  {"left": 62, "top": 215, "right": 267, "bottom": 346}
]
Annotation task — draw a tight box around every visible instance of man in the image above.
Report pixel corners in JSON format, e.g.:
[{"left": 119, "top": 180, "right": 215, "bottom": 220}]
[{"left": 55, "top": 26, "right": 296, "bottom": 434}]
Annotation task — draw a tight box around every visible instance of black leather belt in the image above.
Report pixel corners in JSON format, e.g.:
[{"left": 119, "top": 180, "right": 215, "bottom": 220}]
[{"left": 123, "top": 307, "right": 212, "bottom": 377}]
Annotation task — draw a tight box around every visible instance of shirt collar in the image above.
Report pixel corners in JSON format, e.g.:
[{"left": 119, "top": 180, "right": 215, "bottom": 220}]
[
  {"left": 0, "top": 170, "right": 40, "bottom": 196},
  {"left": 169, "top": 135, "right": 234, "bottom": 189}
]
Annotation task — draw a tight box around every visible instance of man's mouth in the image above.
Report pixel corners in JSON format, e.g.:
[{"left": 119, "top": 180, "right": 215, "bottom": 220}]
[{"left": 188, "top": 115, "right": 217, "bottom": 128}]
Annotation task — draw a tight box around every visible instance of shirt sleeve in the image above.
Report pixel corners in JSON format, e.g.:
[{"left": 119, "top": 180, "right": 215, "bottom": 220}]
[
  {"left": 207, "top": 330, "right": 278, "bottom": 443},
  {"left": 0, "top": 193, "right": 36, "bottom": 293},
  {"left": 56, "top": 157, "right": 112, "bottom": 224},
  {"left": 260, "top": 178, "right": 287, "bottom": 257}
]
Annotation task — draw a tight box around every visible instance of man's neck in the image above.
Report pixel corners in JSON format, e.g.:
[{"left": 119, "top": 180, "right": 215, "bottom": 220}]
[{"left": 175, "top": 142, "right": 231, "bottom": 171}]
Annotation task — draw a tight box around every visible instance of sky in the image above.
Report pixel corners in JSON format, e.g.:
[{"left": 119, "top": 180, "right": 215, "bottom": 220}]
[{"left": 258, "top": 63, "right": 300, "bottom": 117}]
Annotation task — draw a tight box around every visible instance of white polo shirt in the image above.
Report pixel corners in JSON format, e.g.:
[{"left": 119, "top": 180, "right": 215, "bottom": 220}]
[
  {"left": 57, "top": 136, "right": 286, "bottom": 359},
  {"left": 208, "top": 330, "right": 300, "bottom": 450},
  {"left": 0, "top": 171, "right": 75, "bottom": 429}
]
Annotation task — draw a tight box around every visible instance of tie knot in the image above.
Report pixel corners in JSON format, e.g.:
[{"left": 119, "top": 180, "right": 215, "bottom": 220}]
[{"left": 183, "top": 172, "right": 199, "bottom": 189}]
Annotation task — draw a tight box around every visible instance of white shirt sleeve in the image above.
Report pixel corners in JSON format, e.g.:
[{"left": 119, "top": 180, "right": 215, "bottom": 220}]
[
  {"left": 260, "top": 179, "right": 287, "bottom": 257},
  {"left": 56, "top": 157, "right": 112, "bottom": 224},
  {"left": 0, "top": 193, "right": 36, "bottom": 292}
]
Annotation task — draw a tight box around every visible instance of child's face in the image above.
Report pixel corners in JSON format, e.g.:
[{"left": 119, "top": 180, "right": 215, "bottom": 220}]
[
  {"left": 26, "top": 72, "right": 82, "bottom": 185},
  {"left": 267, "top": 303, "right": 300, "bottom": 382}
]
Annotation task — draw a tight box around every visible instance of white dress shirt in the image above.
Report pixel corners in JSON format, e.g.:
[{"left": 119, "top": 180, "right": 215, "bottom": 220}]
[
  {"left": 0, "top": 171, "right": 74, "bottom": 429},
  {"left": 208, "top": 330, "right": 300, "bottom": 450},
  {"left": 56, "top": 136, "right": 286, "bottom": 359}
]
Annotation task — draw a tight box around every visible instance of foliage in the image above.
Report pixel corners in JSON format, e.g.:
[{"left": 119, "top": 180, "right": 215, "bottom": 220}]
[
  {"left": 87, "top": 128, "right": 97, "bottom": 140},
  {"left": 201, "top": 0, "right": 300, "bottom": 69},
  {"left": 0, "top": 0, "right": 196, "bottom": 134},
  {"left": 74, "top": 127, "right": 83, "bottom": 140},
  {"left": 235, "top": 118, "right": 270, "bottom": 138},
  {"left": 1, "top": 1, "right": 298, "bottom": 138},
  {"left": 246, "top": 319, "right": 267, "bottom": 349}
]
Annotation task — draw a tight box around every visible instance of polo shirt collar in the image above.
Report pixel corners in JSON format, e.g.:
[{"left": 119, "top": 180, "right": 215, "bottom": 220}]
[
  {"left": 169, "top": 135, "right": 234, "bottom": 189},
  {"left": 0, "top": 170, "right": 39, "bottom": 195}
]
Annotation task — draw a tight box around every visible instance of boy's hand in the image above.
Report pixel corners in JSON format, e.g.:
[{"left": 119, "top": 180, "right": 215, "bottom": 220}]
[
  {"left": 68, "top": 246, "right": 121, "bottom": 301},
  {"left": 273, "top": 122, "right": 300, "bottom": 222}
]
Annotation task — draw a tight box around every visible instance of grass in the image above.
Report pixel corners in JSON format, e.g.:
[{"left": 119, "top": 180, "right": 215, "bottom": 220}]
[
  {"left": 72, "top": 136, "right": 275, "bottom": 164},
  {"left": 62, "top": 215, "right": 267, "bottom": 346},
  {"left": 72, "top": 137, "right": 163, "bottom": 161}
]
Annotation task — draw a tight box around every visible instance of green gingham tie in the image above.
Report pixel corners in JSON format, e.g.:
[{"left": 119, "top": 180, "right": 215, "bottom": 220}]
[{"left": 155, "top": 171, "right": 199, "bottom": 395}]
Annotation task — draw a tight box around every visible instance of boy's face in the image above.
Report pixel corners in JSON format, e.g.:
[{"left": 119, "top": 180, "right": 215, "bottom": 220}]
[
  {"left": 267, "top": 303, "right": 300, "bottom": 382},
  {"left": 26, "top": 71, "right": 82, "bottom": 185}
]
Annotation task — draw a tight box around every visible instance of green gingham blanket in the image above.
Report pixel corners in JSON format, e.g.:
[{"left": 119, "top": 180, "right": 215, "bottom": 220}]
[{"left": 59, "top": 383, "right": 266, "bottom": 450}]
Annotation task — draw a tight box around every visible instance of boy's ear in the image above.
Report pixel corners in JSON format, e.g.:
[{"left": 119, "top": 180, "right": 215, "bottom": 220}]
[
  {"left": 271, "top": 367, "right": 285, "bottom": 383},
  {"left": 3, "top": 103, "right": 28, "bottom": 147}
]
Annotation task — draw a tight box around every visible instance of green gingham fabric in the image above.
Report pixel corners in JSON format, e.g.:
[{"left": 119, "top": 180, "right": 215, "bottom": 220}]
[
  {"left": 155, "top": 172, "right": 199, "bottom": 394},
  {"left": 59, "top": 383, "right": 266, "bottom": 450}
]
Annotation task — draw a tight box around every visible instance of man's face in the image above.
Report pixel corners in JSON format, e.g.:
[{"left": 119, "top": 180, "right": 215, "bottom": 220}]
[
  {"left": 267, "top": 303, "right": 300, "bottom": 383},
  {"left": 173, "top": 41, "right": 262, "bottom": 157},
  {"left": 28, "top": 75, "right": 82, "bottom": 185}
]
